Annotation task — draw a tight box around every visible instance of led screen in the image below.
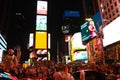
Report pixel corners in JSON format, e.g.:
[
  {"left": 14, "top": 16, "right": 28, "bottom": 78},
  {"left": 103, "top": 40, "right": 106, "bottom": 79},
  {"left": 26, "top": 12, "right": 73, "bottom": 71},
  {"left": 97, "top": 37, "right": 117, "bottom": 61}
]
[
  {"left": 71, "top": 32, "right": 86, "bottom": 51},
  {"left": 36, "top": 15, "right": 47, "bottom": 31},
  {"left": 81, "top": 20, "right": 97, "bottom": 44},
  {"left": 74, "top": 51, "right": 88, "bottom": 60},
  {"left": 103, "top": 16, "right": 120, "bottom": 46},
  {"left": 81, "top": 12, "right": 102, "bottom": 45},
  {"left": 35, "top": 31, "right": 47, "bottom": 49},
  {"left": 37, "top": 1, "right": 47, "bottom": 15}
]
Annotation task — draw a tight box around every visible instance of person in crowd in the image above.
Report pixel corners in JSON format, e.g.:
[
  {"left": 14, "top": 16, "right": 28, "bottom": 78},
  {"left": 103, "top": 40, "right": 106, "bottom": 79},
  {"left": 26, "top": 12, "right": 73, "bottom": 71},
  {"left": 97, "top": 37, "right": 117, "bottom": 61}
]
[
  {"left": 16, "top": 46, "right": 21, "bottom": 64},
  {"left": 3, "top": 48, "right": 18, "bottom": 70},
  {"left": 53, "top": 63, "right": 64, "bottom": 80},
  {"left": 61, "top": 64, "right": 75, "bottom": 80}
]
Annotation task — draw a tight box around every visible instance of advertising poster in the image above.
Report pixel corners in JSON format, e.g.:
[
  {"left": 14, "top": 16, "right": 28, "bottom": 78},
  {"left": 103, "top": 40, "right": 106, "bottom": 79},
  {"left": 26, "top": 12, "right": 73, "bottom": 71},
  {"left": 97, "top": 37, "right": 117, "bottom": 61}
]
[
  {"left": 81, "top": 20, "right": 97, "bottom": 45},
  {"left": 86, "top": 38, "right": 103, "bottom": 62},
  {"left": 71, "top": 32, "right": 87, "bottom": 61},
  {"left": 37, "top": 1, "right": 47, "bottom": 15},
  {"left": 36, "top": 15, "right": 47, "bottom": 31},
  {"left": 74, "top": 51, "right": 88, "bottom": 61},
  {"left": 35, "top": 31, "right": 47, "bottom": 49},
  {"left": 81, "top": 12, "right": 102, "bottom": 45}
]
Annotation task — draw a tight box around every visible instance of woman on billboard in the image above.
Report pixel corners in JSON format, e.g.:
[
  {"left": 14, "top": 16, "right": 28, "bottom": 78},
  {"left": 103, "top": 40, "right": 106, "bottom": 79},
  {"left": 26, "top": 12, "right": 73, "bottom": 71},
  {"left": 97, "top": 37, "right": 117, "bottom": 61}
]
[{"left": 88, "top": 19, "right": 97, "bottom": 38}]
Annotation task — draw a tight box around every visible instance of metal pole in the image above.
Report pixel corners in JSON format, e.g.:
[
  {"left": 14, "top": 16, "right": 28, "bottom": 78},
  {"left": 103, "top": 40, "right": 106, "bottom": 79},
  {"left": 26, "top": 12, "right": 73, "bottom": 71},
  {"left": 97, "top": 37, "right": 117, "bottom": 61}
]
[{"left": 57, "top": 40, "right": 59, "bottom": 63}]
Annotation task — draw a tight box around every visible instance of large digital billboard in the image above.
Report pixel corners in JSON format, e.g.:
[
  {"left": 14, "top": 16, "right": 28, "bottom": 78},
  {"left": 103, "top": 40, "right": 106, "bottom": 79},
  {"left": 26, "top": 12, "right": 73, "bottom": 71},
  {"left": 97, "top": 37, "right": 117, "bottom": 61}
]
[
  {"left": 36, "top": 15, "right": 47, "bottom": 31},
  {"left": 37, "top": 1, "right": 47, "bottom": 15},
  {"left": 81, "top": 12, "right": 102, "bottom": 45},
  {"left": 71, "top": 32, "right": 86, "bottom": 51},
  {"left": 35, "top": 31, "right": 47, "bottom": 49},
  {"left": 81, "top": 20, "right": 97, "bottom": 45},
  {"left": 103, "top": 16, "right": 120, "bottom": 46},
  {"left": 74, "top": 51, "right": 88, "bottom": 60}
]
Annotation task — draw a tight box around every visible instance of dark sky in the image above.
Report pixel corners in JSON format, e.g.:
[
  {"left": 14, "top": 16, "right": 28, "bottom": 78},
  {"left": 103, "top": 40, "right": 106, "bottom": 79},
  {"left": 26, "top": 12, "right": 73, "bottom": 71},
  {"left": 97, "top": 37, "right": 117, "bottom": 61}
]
[{"left": 7, "top": 0, "right": 83, "bottom": 50}]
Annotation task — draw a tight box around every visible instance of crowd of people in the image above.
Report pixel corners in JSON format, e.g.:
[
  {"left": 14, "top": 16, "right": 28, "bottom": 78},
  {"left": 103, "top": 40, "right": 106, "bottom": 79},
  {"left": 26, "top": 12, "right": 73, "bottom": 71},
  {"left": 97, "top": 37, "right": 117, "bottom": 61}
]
[{"left": 0, "top": 47, "right": 120, "bottom": 80}]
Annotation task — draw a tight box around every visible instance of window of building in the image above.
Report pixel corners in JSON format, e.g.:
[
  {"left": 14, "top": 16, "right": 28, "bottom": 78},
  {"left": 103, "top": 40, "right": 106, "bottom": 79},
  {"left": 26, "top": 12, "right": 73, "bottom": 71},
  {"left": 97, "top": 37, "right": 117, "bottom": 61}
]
[
  {"left": 111, "top": 5, "right": 113, "bottom": 10},
  {"left": 114, "top": 2, "right": 117, "bottom": 6},
  {"left": 110, "top": 0, "right": 112, "bottom": 3},
  {"left": 119, "top": 0, "right": 120, "bottom": 3}
]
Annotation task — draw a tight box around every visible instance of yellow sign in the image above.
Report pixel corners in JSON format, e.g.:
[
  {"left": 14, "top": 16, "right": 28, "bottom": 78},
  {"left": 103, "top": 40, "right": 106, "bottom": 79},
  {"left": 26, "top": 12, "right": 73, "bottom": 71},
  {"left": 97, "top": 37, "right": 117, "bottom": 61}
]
[{"left": 35, "top": 31, "right": 47, "bottom": 49}]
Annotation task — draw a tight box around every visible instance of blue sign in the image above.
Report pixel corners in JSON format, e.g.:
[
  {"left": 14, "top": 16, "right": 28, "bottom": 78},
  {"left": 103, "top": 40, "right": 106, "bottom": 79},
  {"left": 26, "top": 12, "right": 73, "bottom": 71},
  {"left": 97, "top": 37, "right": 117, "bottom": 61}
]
[
  {"left": 92, "top": 12, "right": 102, "bottom": 32},
  {"left": 63, "top": 10, "right": 80, "bottom": 19}
]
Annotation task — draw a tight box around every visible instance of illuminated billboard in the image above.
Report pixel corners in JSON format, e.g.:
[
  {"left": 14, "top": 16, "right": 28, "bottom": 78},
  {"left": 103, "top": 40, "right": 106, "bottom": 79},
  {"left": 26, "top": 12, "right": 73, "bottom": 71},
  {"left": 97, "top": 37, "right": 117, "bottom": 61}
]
[
  {"left": 37, "top": 1, "right": 47, "bottom": 15},
  {"left": 36, "top": 15, "right": 47, "bottom": 31},
  {"left": 71, "top": 32, "right": 86, "bottom": 51},
  {"left": 35, "top": 31, "right": 47, "bottom": 49},
  {"left": 28, "top": 33, "right": 34, "bottom": 48},
  {"left": 81, "top": 20, "right": 97, "bottom": 45},
  {"left": 74, "top": 51, "right": 88, "bottom": 60},
  {"left": 81, "top": 12, "right": 102, "bottom": 45},
  {"left": 103, "top": 16, "right": 120, "bottom": 46}
]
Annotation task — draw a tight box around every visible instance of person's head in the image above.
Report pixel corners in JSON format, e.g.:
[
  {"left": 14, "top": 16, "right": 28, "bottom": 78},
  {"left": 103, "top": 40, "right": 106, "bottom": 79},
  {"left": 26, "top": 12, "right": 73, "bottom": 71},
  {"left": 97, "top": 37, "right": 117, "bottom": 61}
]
[
  {"left": 62, "top": 65, "right": 69, "bottom": 73},
  {"left": 89, "top": 20, "right": 94, "bottom": 26},
  {"left": 8, "top": 49, "right": 15, "bottom": 56}
]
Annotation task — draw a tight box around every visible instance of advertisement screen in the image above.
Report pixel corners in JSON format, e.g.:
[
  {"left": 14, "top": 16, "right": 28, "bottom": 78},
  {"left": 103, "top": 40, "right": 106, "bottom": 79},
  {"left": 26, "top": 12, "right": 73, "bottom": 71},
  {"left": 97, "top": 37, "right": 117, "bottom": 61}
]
[
  {"left": 71, "top": 32, "right": 86, "bottom": 51},
  {"left": 37, "top": 1, "right": 47, "bottom": 15},
  {"left": 74, "top": 51, "right": 88, "bottom": 60},
  {"left": 35, "top": 31, "right": 47, "bottom": 49},
  {"left": 36, "top": 15, "right": 47, "bottom": 31},
  {"left": 81, "top": 12, "right": 102, "bottom": 45},
  {"left": 81, "top": 20, "right": 97, "bottom": 44},
  {"left": 103, "top": 16, "right": 120, "bottom": 46}
]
